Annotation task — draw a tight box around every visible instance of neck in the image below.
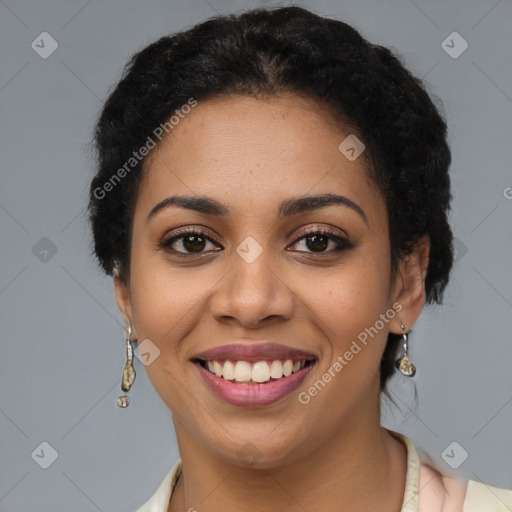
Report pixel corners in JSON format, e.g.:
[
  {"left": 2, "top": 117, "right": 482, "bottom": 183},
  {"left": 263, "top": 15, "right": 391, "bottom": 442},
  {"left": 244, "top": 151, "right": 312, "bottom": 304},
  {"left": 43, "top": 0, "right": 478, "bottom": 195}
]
[{"left": 169, "top": 400, "right": 407, "bottom": 512}]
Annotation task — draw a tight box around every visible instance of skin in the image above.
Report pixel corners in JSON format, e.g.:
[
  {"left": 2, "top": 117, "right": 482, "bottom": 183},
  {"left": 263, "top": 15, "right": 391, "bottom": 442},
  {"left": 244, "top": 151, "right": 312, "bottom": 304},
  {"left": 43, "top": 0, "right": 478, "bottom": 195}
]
[{"left": 114, "top": 93, "right": 430, "bottom": 512}]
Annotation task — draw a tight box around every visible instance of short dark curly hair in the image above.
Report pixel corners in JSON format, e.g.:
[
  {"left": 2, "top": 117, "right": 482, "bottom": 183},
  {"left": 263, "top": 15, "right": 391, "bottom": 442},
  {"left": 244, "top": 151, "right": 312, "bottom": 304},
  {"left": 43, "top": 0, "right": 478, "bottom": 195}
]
[{"left": 88, "top": 5, "right": 453, "bottom": 392}]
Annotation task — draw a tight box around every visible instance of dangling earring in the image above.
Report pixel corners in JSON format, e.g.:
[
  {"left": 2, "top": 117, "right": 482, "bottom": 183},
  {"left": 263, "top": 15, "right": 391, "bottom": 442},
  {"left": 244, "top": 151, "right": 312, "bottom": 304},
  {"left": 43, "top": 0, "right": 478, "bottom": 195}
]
[
  {"left": 116, "top": 326, "right": 136, "bottom": 407},
  {"left": 395, "top": 321, "right": 416, "bottom": 377}
]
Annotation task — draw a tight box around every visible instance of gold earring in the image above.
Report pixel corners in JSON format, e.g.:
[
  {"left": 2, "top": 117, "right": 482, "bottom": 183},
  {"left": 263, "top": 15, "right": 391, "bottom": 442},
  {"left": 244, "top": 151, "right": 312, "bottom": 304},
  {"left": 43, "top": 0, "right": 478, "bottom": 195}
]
[
  {"left": 116, "top": 326, "right": 136, "bottom": 408},
  {"left": 395, "top": 321, "right": 416, "bottom": 377}
]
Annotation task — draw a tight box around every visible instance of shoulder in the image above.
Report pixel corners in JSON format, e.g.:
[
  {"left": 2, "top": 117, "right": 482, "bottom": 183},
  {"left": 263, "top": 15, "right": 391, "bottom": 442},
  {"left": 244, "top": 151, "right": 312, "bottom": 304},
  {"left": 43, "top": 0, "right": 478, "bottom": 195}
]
[
  {"left": 418, "top": 461, "right": 467, "bottom": 511},
  {"left": 418, "top": 459, "right": 512, "bottom": 512},
  {"left": 463, "top": 479, "right": 512, "bottom": 511},
  {"left": 134, "top": 459, "right": 182, "bottom": 512}
]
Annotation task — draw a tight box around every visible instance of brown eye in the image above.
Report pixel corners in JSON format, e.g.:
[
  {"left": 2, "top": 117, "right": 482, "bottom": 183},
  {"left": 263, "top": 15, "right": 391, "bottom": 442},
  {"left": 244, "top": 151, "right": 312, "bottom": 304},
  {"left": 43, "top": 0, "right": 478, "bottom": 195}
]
[
  {"left": 159, "top": 230, "right": 220, "bottom": 255},
  {"left": 289, "top": 229, "right": 354, "bottom": 254},
  {"left": 305, "top": 234, "right": 329, "bottom": 252},
  {"left": 182, "top": 234, "right": 207, "bottom": 253}
]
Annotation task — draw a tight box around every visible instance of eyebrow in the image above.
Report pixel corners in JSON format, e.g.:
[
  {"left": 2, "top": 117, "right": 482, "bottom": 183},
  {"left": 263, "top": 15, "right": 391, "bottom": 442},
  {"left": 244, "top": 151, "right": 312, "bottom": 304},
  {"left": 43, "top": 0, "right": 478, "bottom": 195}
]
[{"left": 147, "top": 193, "right": 368, "bottom": 225}]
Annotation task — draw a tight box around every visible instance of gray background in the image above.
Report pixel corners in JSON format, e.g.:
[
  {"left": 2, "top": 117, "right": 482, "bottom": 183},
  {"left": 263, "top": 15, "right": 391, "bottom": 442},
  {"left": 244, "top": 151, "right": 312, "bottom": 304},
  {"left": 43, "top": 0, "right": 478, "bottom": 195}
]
[{"left": 1, "top": 0, "right": 511, "bottom": 510}]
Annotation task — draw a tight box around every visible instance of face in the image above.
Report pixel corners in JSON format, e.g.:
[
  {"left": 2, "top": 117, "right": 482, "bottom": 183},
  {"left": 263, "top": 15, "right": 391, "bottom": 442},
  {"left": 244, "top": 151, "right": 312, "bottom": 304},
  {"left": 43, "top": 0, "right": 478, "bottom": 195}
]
[{"left": 115, "top": 93, "right": 427, "bottom": 467}]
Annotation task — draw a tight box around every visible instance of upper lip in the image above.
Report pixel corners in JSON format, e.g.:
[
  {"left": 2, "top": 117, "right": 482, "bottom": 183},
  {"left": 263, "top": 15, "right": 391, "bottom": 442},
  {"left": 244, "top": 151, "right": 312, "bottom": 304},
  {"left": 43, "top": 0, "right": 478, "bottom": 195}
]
[{"left": 192, "top": 342, "right": 317, "bottom": 362}]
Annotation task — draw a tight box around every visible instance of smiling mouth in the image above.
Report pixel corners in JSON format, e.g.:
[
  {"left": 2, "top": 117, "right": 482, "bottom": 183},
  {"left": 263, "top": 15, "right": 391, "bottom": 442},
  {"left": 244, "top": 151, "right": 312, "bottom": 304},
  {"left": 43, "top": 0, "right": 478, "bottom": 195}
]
[{"left": 193, "top": 358, "right": 317, "bottom": 385}]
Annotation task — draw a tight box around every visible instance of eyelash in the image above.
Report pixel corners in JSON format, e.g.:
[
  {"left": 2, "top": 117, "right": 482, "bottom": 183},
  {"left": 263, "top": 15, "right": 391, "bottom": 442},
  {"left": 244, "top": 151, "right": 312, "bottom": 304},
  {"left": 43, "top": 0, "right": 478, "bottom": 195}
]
[{"left": 159, "top": 226, "right": 355, "bottom": 258}]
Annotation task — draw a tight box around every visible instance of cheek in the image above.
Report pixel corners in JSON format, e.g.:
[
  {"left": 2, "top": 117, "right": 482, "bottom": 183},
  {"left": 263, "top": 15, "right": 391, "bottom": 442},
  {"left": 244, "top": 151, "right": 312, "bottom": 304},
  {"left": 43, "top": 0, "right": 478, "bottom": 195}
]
[
  {"left": 129, "top": 237, "right": 211, "bottom": 340},
  {"left": 128, "top": 266, "right": 195, "bottom": 414},
  {"left": 306, "top": 240, "right": 393, "bottom": 363},
  {"left": 127, "top": 245, "right": 230, "bottom": 405},
  {"left": 129, "top": 281, "right": 201, "bottom": 368}
]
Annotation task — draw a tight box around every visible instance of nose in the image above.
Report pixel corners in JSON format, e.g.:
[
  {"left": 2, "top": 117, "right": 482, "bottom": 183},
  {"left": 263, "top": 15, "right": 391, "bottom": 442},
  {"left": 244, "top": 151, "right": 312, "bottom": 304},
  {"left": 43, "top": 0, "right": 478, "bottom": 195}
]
[{"left": 209, "top": 243, "right": 295, "bottom": 329}]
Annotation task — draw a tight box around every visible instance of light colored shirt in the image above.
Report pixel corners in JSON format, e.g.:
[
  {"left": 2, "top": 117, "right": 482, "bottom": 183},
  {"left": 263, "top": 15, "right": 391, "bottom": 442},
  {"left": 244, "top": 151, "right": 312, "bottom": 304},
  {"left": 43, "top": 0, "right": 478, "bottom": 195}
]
[{"left": 135, "top": 432, "right": 512, "bottom": 511}]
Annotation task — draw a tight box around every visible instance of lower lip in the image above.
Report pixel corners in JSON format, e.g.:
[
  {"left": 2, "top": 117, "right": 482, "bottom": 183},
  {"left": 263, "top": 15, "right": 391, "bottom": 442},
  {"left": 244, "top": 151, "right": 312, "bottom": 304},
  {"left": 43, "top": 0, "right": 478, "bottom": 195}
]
[{"left": 195, "top": 362, "right": 315, "bottom": 407}]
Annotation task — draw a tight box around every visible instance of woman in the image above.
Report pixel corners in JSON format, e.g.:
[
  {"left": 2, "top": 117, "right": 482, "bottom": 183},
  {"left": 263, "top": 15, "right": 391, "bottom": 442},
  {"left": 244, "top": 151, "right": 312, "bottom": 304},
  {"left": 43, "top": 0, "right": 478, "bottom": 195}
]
[{"left": 88, "top": 6, "right": 511, "bottom": 512}]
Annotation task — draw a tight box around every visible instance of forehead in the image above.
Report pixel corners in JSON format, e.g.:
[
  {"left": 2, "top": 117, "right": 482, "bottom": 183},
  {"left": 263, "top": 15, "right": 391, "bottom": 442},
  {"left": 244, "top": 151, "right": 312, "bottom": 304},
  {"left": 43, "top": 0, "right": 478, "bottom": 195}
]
[{"left": 137, "top": 93, "right": 385, "bottom": 224}]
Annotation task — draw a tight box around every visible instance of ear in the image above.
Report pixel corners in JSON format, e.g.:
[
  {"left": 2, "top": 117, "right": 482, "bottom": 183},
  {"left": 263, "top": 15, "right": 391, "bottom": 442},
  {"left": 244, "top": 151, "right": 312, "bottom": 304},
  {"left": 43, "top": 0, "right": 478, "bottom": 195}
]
[
  {"left": 389, "top": 235, "right": 430, "bottom": 334},
  {"left": 113, "top": 272, "right": 134, "bottom": 335}
]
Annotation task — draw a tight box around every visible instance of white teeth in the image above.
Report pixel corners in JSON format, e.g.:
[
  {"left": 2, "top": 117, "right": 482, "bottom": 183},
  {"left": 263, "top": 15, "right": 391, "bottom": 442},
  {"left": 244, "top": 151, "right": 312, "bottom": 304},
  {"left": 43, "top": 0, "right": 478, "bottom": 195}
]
[
  {"left": 213, "top": 360, "right": 223, "bottom": 377},
  {"left": 269, "top": 360, "right": 283, "bottom": 378},
  {"left": 223, "top": 360, "right": 235, "bottom": 380},
  {"left": 203, "top": 358, "right": 312, "bottom": 382},
  {"left": 282, "top": 360, "right": 293, "bottom": 376},
  {"left": 234, "top": 361, "right": 252, "bottom": 381},
  {"left": 252, "top": 361, "right": 270, "bottom": 383}
]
